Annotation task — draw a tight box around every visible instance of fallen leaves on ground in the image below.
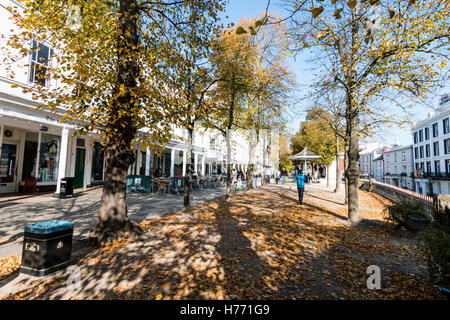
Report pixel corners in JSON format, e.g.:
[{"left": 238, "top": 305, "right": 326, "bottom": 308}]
[
  {"left": 0, "top": 256, "right": 20, "bottom": 281},
  {"left": 1, "top": 186, "right": 444, "bottom": 300}
]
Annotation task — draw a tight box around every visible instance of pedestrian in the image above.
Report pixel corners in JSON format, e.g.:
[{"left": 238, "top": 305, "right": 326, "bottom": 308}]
[{"left": 296, "top": 169, "right": 306, "bottom": 205}]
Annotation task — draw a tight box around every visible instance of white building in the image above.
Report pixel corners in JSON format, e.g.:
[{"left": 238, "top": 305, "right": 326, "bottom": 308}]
[
  {"left": 359, "top": 142, "right": 384, "bottom": 179},
  {"left": 0, "top": 0, "right": 269, "bottom": 194},
  {"left": 383, "top": 144, "right": 414, "bottom": 190},
  {"left": 411, "top": 95, "right": 450, "bottom": 195},
  {"left": 373, "top": 155, "right": 384, "bottom": 182}
]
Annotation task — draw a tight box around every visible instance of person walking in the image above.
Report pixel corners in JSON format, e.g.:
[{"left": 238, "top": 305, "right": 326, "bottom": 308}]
[{"left": 296, "top": 169, "right": 306, "bottom": 205}]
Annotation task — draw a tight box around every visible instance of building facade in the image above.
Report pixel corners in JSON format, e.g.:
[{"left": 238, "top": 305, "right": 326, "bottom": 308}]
[
  {"left": 373, "top": 155, "right": 384, "bottom": 182},
  {"left": 383, "top": 145, "right": 414, "bottom": 190},
  {"left": 412, "top": 96, "right": 450, "bottom": 195},
  {"left": 0, "top": 0, "right": 270, "bottom": 195},
  {"left": 359, "top": 142, "right": 384, "bottom": 179}
]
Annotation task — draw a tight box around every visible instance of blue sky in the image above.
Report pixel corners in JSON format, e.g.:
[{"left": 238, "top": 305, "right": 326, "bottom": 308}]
[{"left": 219, "top": 0, "right": 448, "bottom": 147}]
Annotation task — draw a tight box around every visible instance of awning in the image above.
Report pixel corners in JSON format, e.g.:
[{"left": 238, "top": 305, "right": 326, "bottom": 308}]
[{"left": 289, "top": 147, "right": 321, "bottom": 161}]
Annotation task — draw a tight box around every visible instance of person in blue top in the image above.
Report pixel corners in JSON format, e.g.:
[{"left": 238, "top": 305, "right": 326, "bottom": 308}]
[{"left": 295, "top": 169, "right": 306, "bottom": 205}]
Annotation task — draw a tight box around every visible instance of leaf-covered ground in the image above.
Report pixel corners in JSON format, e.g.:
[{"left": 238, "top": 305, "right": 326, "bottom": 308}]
[
  {"left": 0, "top": 185, "right": 444, "bottom": 300},
  {"left": 0, "top": 256, "right": 20, "bottom": 282}
]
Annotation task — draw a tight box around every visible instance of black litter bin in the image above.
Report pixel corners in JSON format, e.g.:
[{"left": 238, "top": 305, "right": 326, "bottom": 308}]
[
  {"left": 60, "top": 177, "right": 74, "bottom": 198},
  {"left": 20, "top": 220, "right": 74, "bottom": 277}
]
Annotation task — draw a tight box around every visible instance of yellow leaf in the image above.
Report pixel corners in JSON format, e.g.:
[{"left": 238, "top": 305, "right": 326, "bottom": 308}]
[
  {"left": 347, "top": 0, "right": 357, "bottom": 9},
  {"left": 311, "top": 6, "right": 324, "bottom": 19}
]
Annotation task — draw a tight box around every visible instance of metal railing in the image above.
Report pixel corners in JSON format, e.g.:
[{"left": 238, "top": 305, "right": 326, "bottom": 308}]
[{"left": 361, "top": 179, "right": 433, "bottom": 214}]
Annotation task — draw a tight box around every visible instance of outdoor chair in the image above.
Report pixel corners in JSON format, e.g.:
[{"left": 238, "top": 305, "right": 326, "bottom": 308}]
[
  {"left": 212, "top": 177, "right": 218, "bottom": 188},
  {"left": 157, "top": 179, "right": 170, "bottom": 195},
  {"left": 199, "top": 177, "right": 207, "bottom": 190},
  {"left": 171, "top": 177, "right": 184, "bottom": 195},
  {"left": 152, "top": 179, "right": 160, "bottom": 193},
  {"left": 191, "top": 178, "right": 202, "bottom": 191}
]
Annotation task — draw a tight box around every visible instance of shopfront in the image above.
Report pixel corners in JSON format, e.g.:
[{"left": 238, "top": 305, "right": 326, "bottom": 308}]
[
  {"left": 0, "top": 126, "right": 19, "bottom": 193},
  {"left": 0, "top": 119, "right": 66, "bottom": 194}
]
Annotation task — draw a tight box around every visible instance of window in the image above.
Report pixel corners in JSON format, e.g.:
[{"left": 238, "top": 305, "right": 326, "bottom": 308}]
[
  {"left": 209, "top": 138, "right": 215, "bottom": 151},
  {"left": 434, "top": 141, "right": 440, "bottom": 156},
  {"left": 425, "top": 127, "right": 430, "bottom": 140},
  {"left": 426, "top": 161, "right": 431, "bottom": 173},
  {"left": 402, "top": 152, "right": 406, "bottom": 161},
  {"left": 445, "top": 139, "right": 450, "bottom": 154},
  {"left": 402, "top": 165, "right": 407, "bottom": 174},
  {"left": 29, "top": 40, "right": 53, "bottom": 86},
  {"left": 76, "top": 138, "right": 85, "bottom": 147},
  {"left": 394, "top": 153, "right": 397, "bottom": 162},
  {"left": 435, "top": 160, "right": 440, "bottom": 174},
  {"left": 38, "top": 134, "right": 61, "bottom": 182},
  {"left": 197, "top": 154, "right": 203, "bottom": 174},
  {"left": 426, "top": 144, "right": 430, "bottom": 157},
  {"left": 414, "top": 132, "right": 418, "bottom": 144},
  {"left": 433, "top": 123, "right": 439, "bottom": 137},
  {"left": 419, "top": 129, "right": 423, "bottom": 142},
  {"left": 173, "top": 150, "right": 183, "bottom": 176},
  {"left": 446, "top": 159, "right": 450, "bottom": 174},
  {"left": 416, "top": 163, "right": 420, "bottom": 170},
  {"left": 444, "top": 118, "right": 449, "bottom": 134},
  {"left": 415, "top": 147, "right": 419, "bottom": 159},
  {"left": 420, "top": 146, "right": 424, "bottom": 158},
  {"left": 91, "top": 142, "right": 104, "bottom": 181},
  {"left": 0, "top": 144, "right": 17, "bottom": 183}
]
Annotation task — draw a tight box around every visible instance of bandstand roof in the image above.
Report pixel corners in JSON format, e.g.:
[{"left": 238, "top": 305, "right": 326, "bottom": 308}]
[{"left": 289, "top": 148, "right": 321, "bottom": 161}]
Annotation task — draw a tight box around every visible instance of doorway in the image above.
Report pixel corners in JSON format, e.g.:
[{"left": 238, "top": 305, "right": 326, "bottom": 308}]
[
  {"left": 0, "top": 143, "right": 18, "bottom": 193},
  {"left": 74, "top": 148, "right": 85, "bottom": 189}
]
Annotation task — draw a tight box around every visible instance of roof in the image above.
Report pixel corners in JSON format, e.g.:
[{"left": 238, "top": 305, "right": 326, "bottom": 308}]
[
  {"left": 289, "top": 148, "right": 321, "bottom": 161},
  {"left": 374, "top": 155, "right": 384, "bottom": 161},
  {"left": 384, "top": 144, "right": 412, "bottom": 153}
]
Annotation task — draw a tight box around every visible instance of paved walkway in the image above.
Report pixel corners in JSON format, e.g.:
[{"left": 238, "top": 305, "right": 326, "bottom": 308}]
[
  {"left": 1, "top": 181, "right": 440, "bottom": 300},
  {"left": 0, "top": 183, "right": 244, "bottom": 257}
]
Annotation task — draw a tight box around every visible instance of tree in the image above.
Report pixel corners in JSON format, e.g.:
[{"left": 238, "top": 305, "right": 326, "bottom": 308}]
[
  {"left": 164, "top": 11, "right": 222, "bottom": 213},
  {"left": 279, "top": 134, "right": 294, "bottom": 172},
  {"left": 238, "top": 17, "right": 294, "bottom": 189},
  {"left": 4, "top": 0, "right": 225, "bottom": 242},
  {"left": 205, "top": 26, "right": 258, "bottom": 198},
  {"left": 307, "top": 102, "right": 346, "bottom": 192},
  {"left": 307, "top": 91, "right": 346, "bottom": 193},
  {"left": 286, "top": 0, "right": 449, "bottom": 224},
  {"left": 291, "top": 111, "right": 338, "bottom": 169}
]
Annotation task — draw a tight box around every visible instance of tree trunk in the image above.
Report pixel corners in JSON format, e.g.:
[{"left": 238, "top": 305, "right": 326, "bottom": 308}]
[
  {"left": 225, "top": 129, "right": 232, "bottom": 198},
  {"left": 225, "top": 72, "right": 236, "bottom": 199},
  {"left": 344, "top": 138, "right": 349, "bottom": 204},
  {"left": 334, "top": 135, "right": 341, "bottom": 193},
  {"left": 90, "top": 0, "right": 142, "bottom": 244},
  {"left": 246, "top": 131, "right": 257, "bottom": 190},
  {"left": 262, "top": 132, "right": 267, "bottom": 186},
  {"left": 326, "top": 165, "right": 330, "bottom": 187},
  {"left": 345, "top": 4, "right": 362, "bottom": 225},
  {"left": 345, "top": 90, "right": 361, "bottom": 224},
  {"left": 183, "top": 126, "right": 193, "bottom": 212}
]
